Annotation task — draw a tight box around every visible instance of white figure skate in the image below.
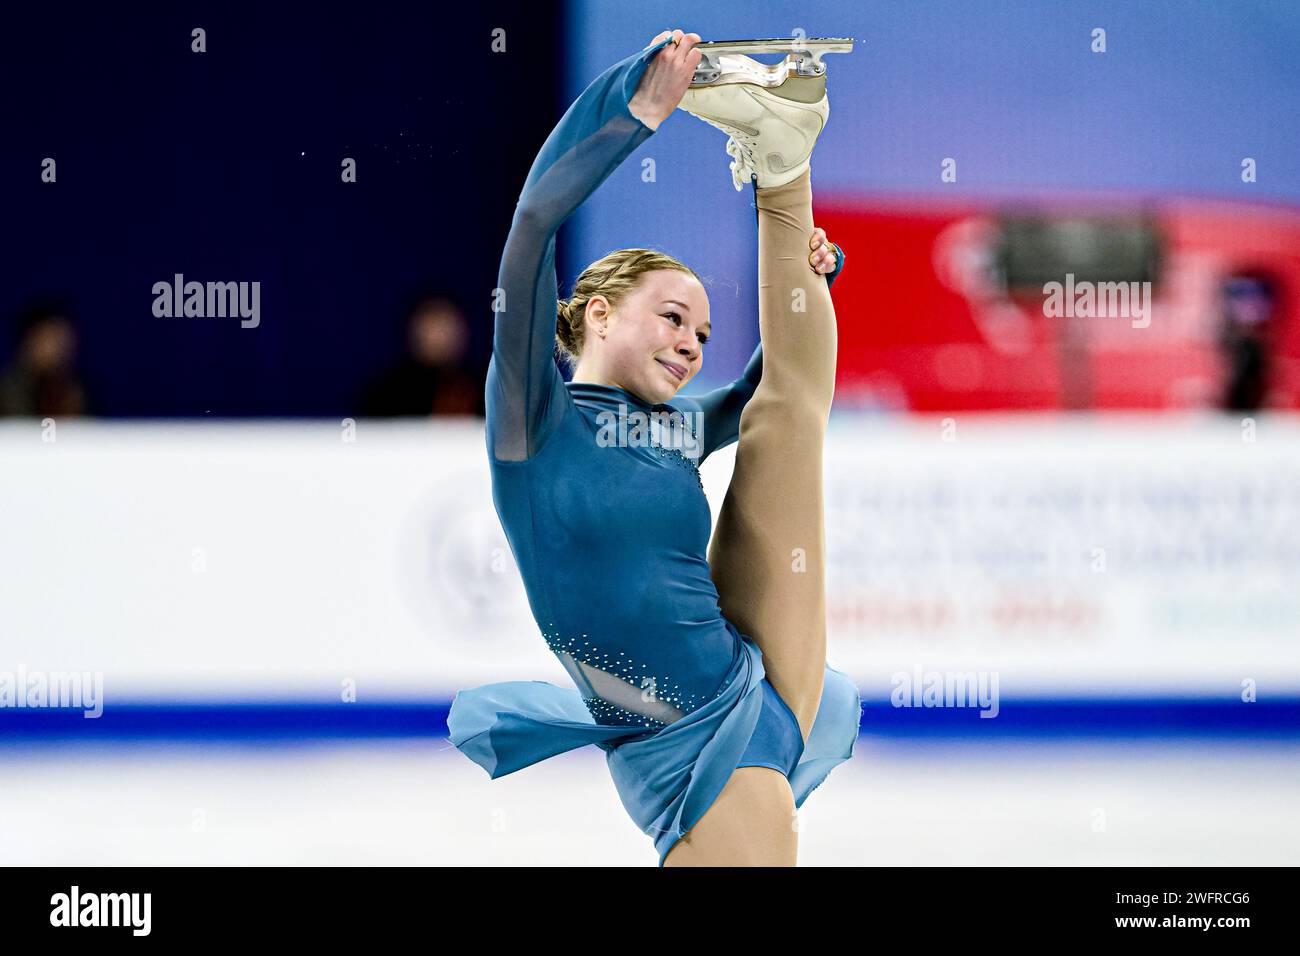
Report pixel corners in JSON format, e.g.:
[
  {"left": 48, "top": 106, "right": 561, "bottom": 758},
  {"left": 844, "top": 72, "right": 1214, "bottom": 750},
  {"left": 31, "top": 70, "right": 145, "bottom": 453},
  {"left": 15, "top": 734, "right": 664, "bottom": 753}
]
[{"left": 677, "top": 38, "right": 854, "bottom": 191}]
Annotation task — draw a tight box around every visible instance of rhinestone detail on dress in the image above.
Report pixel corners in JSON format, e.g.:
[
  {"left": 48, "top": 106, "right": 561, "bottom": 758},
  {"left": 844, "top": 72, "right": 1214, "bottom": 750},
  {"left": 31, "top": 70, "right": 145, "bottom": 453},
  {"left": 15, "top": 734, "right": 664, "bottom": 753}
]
[
  {"left": 648, "top": 408, "right": 703, "bottom": 489},
  {"left": 582, "top": 697, "right": 668, "bottom": 730},
  {"left": 541, "top": 627, "right": 724, "bottom": 728},
  {"left": 651, "top": 444, "right": 703, "bottom": 489}
]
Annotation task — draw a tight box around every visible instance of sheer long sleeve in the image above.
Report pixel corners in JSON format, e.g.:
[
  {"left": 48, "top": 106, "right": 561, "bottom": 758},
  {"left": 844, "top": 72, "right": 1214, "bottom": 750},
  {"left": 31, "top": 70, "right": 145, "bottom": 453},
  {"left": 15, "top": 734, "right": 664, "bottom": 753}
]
[
  {"left": 486, "top": 39, "right": 670, "bottom": 462},
  {"left": 678, "top": 242, "right": 846, "bottom": 461}
]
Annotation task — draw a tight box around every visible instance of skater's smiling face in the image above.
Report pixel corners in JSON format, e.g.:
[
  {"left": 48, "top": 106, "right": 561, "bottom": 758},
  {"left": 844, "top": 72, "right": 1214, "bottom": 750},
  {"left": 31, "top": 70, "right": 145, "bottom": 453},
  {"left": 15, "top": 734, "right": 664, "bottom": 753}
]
[{"left": 567, "top": 267, "right": 710, "bottom": 405}]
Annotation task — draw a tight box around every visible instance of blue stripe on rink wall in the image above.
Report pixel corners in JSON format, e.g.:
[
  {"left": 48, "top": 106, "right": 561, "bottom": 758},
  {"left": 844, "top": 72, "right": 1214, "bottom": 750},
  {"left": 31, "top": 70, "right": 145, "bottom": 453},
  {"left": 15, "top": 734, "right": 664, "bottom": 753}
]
[{"left": 1, "top": 697, "right": 1298, "bottom": 742}]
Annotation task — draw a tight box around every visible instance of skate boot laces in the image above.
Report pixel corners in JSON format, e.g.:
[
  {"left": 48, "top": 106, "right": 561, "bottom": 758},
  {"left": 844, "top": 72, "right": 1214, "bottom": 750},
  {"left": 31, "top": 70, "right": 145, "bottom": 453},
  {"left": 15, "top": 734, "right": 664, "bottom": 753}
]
[
  {"left": 687, "top": 116, "right": 759, "bottom": 191},
  {"left": 724, "top": 137, "right": 757, "bottom": 191}
]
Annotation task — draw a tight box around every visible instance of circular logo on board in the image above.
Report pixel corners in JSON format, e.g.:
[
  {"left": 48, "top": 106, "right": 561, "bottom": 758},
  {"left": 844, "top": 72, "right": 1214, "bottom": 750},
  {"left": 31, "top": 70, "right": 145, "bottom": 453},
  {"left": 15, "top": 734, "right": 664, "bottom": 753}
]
[{"left": 398, "top": 474, "right": 532, "bottom": 645}]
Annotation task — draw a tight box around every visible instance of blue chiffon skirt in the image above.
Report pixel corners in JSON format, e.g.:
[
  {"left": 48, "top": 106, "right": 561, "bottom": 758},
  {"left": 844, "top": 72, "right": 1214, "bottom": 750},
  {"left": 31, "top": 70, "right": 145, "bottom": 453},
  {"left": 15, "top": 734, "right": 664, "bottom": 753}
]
[{"left": 447, "top": 625, "right": 862, "bottom": 865}]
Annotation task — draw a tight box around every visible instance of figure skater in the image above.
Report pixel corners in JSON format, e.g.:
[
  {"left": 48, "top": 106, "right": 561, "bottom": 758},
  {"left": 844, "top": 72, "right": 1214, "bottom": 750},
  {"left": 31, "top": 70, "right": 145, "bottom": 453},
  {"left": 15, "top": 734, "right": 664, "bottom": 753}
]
[{"left": 448, "top": 29, "right": 861, "bottom": 866}]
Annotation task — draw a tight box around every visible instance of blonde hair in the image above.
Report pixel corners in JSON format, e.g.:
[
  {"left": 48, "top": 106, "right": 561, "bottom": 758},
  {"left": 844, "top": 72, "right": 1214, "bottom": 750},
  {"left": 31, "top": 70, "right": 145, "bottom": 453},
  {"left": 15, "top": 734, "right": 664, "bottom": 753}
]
[{"left": 556, "top": 248, "right": 702, "bottom": 371}]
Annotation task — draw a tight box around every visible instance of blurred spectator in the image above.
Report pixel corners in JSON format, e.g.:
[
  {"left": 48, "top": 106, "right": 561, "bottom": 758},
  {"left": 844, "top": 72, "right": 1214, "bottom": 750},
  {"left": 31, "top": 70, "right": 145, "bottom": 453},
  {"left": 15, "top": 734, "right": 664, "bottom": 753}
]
[
  {"left": 361, "top": 295, "right": 484, "bottom": 417},
  {"left": 0, "top": 302, "right": 90, "bottom": 417},
  {"left": 1217, "top": 271, "right": 1279, "bottom": 412}
]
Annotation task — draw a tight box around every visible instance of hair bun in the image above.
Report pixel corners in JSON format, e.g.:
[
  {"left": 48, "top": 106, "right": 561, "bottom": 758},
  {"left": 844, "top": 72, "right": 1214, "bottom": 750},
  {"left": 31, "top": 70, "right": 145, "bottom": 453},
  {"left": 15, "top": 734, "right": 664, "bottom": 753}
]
[{"left": 556, "top": 299, "right": 573, "bottom": 349}]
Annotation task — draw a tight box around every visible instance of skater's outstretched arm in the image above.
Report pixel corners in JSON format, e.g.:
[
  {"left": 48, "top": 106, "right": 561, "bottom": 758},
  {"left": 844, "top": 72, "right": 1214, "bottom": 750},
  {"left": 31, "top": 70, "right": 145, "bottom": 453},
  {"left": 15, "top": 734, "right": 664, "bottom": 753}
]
[
  {"left": 487, "top": 35, "right": 686, "bottom": 462},
  {"left": 677, "top": 239, "right": 845, "bottom": 461}
]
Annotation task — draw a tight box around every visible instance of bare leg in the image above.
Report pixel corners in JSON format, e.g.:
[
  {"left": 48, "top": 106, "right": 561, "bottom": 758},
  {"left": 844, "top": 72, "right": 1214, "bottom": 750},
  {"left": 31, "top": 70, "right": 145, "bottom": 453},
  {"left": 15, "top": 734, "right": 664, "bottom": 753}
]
[
  {"left": 662, "top": 767, "right": 797, "bottom": 866},
  {"left": 707, "top": 167, "right": 836, "bottom": 742}
]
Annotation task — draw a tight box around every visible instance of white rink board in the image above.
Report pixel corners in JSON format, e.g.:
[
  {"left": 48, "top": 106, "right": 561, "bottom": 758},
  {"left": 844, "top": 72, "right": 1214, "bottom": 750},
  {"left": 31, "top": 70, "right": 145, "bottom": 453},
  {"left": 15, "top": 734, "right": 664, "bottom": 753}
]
[{"left": 1, "top": 414, "right": 1297, "bottom": 701}]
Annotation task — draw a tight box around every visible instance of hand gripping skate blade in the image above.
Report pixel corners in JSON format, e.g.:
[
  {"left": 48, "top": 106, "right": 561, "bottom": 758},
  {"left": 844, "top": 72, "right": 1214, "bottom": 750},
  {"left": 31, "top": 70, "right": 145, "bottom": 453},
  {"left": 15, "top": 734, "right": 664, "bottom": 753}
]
[{"left": 691, "top": 37, "right": 855, "bottom": 87}]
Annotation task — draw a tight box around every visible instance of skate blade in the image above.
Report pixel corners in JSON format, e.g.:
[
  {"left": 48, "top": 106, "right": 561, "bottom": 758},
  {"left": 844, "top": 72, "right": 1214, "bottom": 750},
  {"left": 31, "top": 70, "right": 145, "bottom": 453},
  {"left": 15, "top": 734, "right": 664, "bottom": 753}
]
[{"left": 691, "top": 37, "right": 854, "bottom": 87}]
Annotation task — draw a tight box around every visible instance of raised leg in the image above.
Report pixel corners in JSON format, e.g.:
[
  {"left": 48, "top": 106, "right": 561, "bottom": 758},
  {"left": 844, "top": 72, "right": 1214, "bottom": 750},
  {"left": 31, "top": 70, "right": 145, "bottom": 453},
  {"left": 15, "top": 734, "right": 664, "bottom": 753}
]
[{"left": 707, "top": 167, "right": 836, "bottom": 743}]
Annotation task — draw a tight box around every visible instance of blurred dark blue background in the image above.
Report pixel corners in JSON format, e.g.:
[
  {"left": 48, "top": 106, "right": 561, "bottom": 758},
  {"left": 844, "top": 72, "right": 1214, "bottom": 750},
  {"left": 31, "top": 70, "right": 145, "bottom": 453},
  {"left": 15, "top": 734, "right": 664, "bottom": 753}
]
[
  {"left": 1, "top": 1, "right": 560, "bottom": 416},
  {"left": 7, "top": 1, "right": 1298, "bottom": 416}
]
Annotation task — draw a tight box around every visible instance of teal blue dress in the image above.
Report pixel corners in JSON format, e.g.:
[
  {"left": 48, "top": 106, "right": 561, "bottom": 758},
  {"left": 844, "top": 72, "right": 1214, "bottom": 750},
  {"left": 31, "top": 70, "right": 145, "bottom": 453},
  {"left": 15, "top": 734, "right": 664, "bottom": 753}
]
[{"left": 447, "top": 37, "right": 861, "bottom": 865}]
